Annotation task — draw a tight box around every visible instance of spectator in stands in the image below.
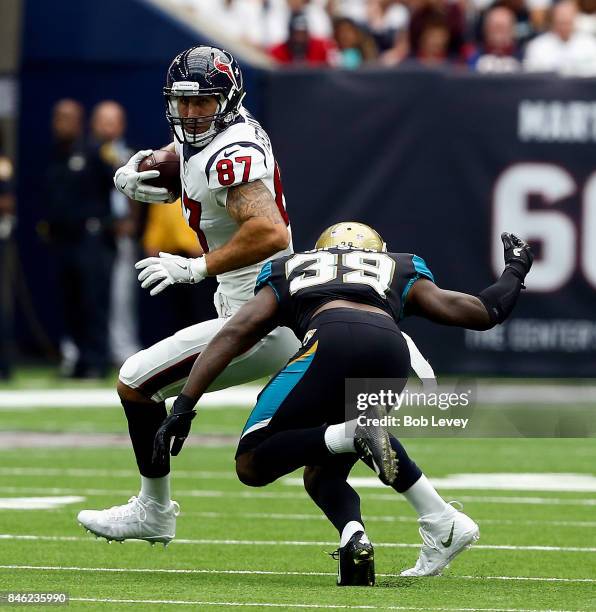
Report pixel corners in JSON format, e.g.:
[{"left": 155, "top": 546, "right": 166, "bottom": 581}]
[
  {"left": 0, "top": 138, "right": 15, "bottom": 380},
  {"left": 43, "top": 99, "right": 116, "bottom": 379},
  {"left": 474, "top": 0, "right": 535, "bottom": 50},
  {"left": 576, "top": 0, "right": 596, "bottom": 36},
  {"left": 206, "top": 0, "right": 268, "bottom": 48},
  {"left": 367, "top": 0, "right": 410, "bottom": 52},
  {"left": 270, "top": 11, "right": 335, "bottom": 64},
  {"left": 525, "top": 0, "right": 553, "bottom": 34},
  {"left": 333, "top": 16, "right": 379, "bottom": 67},
  {"left": 413, "top": 14, "right": 452, "bottom": 64},
  {"left": 265, "top": 0, "right": 333, "bottom": 48},
  {"left": 378, "top": 28, "right": 411, "bottom": 65},
  {"left": 408, "top": 0, "right": 465, "bottom": 59},
  {"left": 328, "top": 0, "right": 369, "bottom": 25},
  {"left": 523, "top": 0, "right": 596, "bottom": 75},
  {"left": 90, "top": 100, "right": 141, "bottom": 367},
  {"left": 466, "top": 5, "right": 522, "bottom": 72}
]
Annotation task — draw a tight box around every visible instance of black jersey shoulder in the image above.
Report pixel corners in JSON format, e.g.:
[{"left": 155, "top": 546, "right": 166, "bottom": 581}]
[{"left": 254, "top": 248, "right": 434, "bottom": 338}]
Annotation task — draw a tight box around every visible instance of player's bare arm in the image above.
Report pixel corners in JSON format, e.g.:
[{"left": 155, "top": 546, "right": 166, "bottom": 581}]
[
  {"left": 152, "top": 287, "right": 279, "bottom": 462},
  {"left": 407, "top": 232, "right": 533, "bottom": 330},
  {"left": 406, "top": 281, "right": 493, "bottom": 330},
  {"left": 182, "top": 286, "right": 279, "bottom": 400},
  {"left": 203, "top": 179, "right": 289, "bottom": 276},
  {"left": 136, "top": 179, "right": 289, "bottom": 296}
]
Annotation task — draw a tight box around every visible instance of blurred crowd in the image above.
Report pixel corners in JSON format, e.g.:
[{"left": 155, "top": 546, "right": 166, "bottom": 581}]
[
  {"left": 171, "top": 0, "right": 596, "bottom": 73},
  {"left": 0, "top": 100, "right": 206, "bottom": 380},
  {"left": 0, "top": 135, "right": 15, "bottom": 380}
]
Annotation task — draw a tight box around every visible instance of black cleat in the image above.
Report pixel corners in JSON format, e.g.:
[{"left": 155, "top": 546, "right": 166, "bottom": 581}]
[
  {"left": 354, "top": 405, "right": 397, "bottom": 485},
  {"left": 332, "top": 531, "right": 375, "bottom": 586}
]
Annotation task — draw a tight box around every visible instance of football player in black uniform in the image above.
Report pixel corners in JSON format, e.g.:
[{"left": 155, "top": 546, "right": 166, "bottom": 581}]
[{"left": 154, "top": 222, "right": 533, "bottom": 585}]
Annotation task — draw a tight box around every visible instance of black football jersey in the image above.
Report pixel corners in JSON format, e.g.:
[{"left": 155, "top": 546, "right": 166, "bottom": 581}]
[{"left": 255, "top": 246, "right": 435, "bottom": 338}]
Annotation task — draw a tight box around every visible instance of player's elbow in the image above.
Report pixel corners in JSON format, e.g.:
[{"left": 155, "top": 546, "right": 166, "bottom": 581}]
[{"left": 266, "top": 224, "right": 290, "bottom": 254}]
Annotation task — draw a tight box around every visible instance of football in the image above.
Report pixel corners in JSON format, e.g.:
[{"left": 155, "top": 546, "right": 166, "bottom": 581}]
[{"left": 138, "top": 149, "right": 182, "bottom": 200}]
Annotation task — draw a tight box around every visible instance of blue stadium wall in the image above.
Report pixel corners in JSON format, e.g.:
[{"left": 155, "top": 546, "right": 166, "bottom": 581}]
[
  {"left": 263, "top": 69, "right": 596, "bottom": 376},
  {"left": 17, "top": 0, "right": 596, "bottom": 375}
]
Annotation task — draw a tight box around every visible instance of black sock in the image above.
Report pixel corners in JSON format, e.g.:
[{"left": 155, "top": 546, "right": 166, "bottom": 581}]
[
  {"left": 251, "top": 425, "right": 329, "bottom": 482},
  {"left": 389, "top": 435, "right": 422, "bottom": 493},
  {"left": 304, "top": 456, "right": 362, "bottom": 535},
  {"left": 121, "top": 398, "right": 168, "bottom": 478}
]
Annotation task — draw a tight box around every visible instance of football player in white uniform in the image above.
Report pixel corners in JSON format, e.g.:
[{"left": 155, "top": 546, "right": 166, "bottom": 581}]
[{"left": 77, "top": 46, "right": 302, "bottom": 544}]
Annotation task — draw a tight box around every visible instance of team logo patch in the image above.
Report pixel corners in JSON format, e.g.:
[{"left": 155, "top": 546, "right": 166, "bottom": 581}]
[
  {"left": 214, "top": 55, "right": 239, "bottom": 89},
  {"left": 303, "top": 329, "right": 317, "bottom": 346}
]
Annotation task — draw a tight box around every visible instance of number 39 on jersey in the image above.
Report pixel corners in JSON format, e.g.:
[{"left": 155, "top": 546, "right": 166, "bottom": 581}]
[{"left": 255, "top": 247, "right": 435, "bottom": 338}]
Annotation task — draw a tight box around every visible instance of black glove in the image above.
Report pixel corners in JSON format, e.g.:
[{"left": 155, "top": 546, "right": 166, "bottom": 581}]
[
  {"left": 501, "top": 232, "right": 533, "bottom": 281},
  {"left": 152, "top": 394, "right": 197, "bottom": 465}
]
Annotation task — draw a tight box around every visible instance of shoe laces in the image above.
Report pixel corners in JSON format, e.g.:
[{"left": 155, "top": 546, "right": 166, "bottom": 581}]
[
  {"left": 418, "top": 526, "right": 440, "bottom": 552},
  {"left": 106, "top": 496, "right": 147, "bottom": 522}
]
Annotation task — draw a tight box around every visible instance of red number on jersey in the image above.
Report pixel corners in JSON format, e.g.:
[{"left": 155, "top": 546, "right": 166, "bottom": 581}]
[
  {"left": 216, "top": 159, "right": 235, "bottom": 186},
  {"left": 182, "top": 191, "right": 209, "bottom": 253},
  {"left": 235, "top": 156, "right": 252, "bottom": 183},
  {"left": 216, "top": 156, "right": 252, "bottom": 186}
]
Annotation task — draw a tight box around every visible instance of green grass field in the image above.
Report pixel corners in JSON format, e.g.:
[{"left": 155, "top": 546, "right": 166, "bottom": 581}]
[{"left": 0, "top": 375, "right": 594, "bottom": 611}]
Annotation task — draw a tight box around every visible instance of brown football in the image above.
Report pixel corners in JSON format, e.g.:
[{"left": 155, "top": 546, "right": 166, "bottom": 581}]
[{"left": 138, "top": 150, "right": 182, "bottom": 200}]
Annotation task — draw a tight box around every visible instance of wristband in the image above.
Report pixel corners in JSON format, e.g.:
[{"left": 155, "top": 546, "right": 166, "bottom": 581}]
[
  {"left": 171, "top": 394, "right": 197, "bottom": 415},
  {"left": 189, "top": 256, "right": 208, "bottom": 283},
  {"left": 505, "top": 260, "right": 528, "bottom": 281},
  {"left": 478, "top": 267, "right": 524, "bottom": 326}
]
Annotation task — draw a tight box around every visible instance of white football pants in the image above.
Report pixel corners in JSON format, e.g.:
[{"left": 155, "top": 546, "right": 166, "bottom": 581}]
[{"left": 119, "top": 290, "right": 301, "bottom": 402}]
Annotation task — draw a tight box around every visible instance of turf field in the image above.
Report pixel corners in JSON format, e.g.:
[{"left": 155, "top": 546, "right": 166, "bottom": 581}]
[{"left": 0, "top": 374, "right": 594, "bottom": 611}]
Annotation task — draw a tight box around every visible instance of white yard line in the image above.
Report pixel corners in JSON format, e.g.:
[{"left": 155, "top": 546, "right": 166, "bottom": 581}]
[
  {"left": 0, "top": 387, "right": 260, "bottom": 409},
  {"left": 0, "top": 485, "right": 595, "bottom": 506},
  {"left": 284, "top": 474, "right": 596, "bottom": 493},
  {"left": 1, "top": 467, "right": 595, "bottom": 513},
  {"left": 64, "top": 597, "right": 585, "bottom": 612},
  {"left": 1, "top": 564, "right": 594, "bottom": 584},
  {"left": 5, "top": 467, "right": 596, "bottom": 497},
  {"left": 2, "top": 384, "right": 596, "bottom": 409},
  {"left": 0, "top": 534, "right": 594, "bottom": 553}
]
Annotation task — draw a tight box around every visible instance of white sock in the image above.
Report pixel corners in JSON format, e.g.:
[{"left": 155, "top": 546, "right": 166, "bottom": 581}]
[
  {"left": 402, "top": 474, "right": 448, "bottom": 518},
  {"left": 324, "top": 420, "right": 357, "bottom": 454},
  {"left": 140, "top": 475, "right": 171, "bottom": 508},
  {"left": 340, "top": 520, "right": 369, "bottom": 548}
]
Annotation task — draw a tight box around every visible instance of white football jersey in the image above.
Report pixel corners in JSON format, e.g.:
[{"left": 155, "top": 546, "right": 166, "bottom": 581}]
[{"left": 173, "top": 107, "right": 293, "bottom": 302}]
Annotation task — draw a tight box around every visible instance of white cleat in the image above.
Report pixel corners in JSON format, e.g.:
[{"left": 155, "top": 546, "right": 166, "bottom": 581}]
[
  {"left": 77, "top": 496, "right": 180, "bottom": 544},
  {"left": 400, "top": 503, "right": 479, "bottom": 577}
]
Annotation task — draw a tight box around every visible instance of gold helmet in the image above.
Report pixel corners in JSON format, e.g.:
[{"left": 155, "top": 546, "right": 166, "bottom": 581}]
[{"left": 315, "top": 222, "right": 386, "bottom": 251}]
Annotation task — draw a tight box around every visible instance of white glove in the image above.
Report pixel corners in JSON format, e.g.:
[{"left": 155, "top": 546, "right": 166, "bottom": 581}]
[
  {"left": 135, "top": 252, "right": 208, "bottom": 296},
  {"left": 113, "top": 150, "right": 170, "bottom": 203}
]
